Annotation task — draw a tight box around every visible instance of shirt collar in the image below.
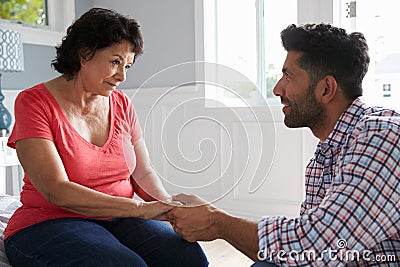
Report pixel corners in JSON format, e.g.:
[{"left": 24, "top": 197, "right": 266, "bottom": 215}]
[{"left": 319, "top": 97, "right": 368, "bottom": 150}]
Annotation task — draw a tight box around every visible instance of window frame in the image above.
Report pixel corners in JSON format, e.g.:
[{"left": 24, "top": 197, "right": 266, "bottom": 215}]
[
  {"left": 196, "top": 0, "right": 336, "bottom": 107},
  {"left": 0, "top": 0, "right": 75, "bottom": 47}
]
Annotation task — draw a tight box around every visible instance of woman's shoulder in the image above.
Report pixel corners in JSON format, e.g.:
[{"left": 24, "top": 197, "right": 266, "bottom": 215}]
[
  {"left": 16, "top": 83, "right": 49, "bottom": 100},
  {"left": 111, "top": 89, "right": 133, "bottom": 107},
  {"left": 14, "top": 83, "right": 56, "bottom": 115},
  {"left": 112, "top": 89, "right": 129, "bottom": 99}
]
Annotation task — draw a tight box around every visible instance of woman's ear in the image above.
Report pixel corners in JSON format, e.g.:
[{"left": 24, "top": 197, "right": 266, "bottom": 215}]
[
  {"left": 320, "top": 75, "right": 337, "bottom": 104},
  {"left": 79, "top": 48, "right": 91, "bottom": 66}
]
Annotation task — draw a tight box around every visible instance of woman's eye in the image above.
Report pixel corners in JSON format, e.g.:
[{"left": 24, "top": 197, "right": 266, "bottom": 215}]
[
  {"left": 125, "top": 65, "right": 131, "bottom": 70},
  {"left": 112, "top": 60, "right": 120, "bottom": 66}
]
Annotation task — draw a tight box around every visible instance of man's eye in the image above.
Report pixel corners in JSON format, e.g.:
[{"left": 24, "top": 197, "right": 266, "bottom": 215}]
[{"left": 112, "top": 60, "right": 120, "bottom": 65}]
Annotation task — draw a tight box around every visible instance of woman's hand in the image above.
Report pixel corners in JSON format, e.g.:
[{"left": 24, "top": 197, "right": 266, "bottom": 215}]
[{"left": 137, "top": 201, "right": 174, "bottom": 220}]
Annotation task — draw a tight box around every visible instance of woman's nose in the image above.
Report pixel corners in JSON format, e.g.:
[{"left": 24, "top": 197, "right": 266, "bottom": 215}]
[{"left": 115, "top": 66, "right": 127, "bottom": 82}]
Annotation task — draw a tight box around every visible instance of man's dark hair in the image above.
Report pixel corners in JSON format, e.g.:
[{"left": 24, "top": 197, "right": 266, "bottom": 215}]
[
  {"left": 51, "top": 8, "right": 144, "bottom": 80},
  {"left": 280, "top": 23, "right": 369, "bottom": 100}
]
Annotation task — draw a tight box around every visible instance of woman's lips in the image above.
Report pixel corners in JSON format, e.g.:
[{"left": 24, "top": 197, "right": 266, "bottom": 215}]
[{"left": 106, "top": 81, "right": 118, "bottom": 88}]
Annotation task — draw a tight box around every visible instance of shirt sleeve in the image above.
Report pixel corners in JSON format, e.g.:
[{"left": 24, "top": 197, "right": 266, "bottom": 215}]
[
  {"left": 128, "top": 104, "right": 142, "bottom": 144},
  {"left": 258, "top": 126, "right": 400, "bottom": 266},
  {"left": 7, "top": 90, "right": 54, "bottom": 149},
  {"left": 120, "top": 91, "right": 142, "bottom": 144}
]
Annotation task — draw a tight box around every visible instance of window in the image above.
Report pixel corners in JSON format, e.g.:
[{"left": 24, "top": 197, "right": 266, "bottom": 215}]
[
  {"left": 335, "top": 0, "right": 400, "bottom": 109},
  {"left": 0, "top": 0, "right": 48, "bottom": 26},
  {"left": 261, "top": 0, "right": 297, "bottom": 100},
  {"left": 203, "top": 0, "right": 400, "bottom": 109},
  {"left": 203, "top": 0, "right": 297, "bottom": 107},
  {"left": 0, "top": 0, "right": 74, "bottom": 46}
]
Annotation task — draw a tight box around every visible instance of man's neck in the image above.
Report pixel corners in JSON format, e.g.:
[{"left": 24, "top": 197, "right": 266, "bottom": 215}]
[{"left": 312, "top": 98, "right": 353, "bottom": 141}]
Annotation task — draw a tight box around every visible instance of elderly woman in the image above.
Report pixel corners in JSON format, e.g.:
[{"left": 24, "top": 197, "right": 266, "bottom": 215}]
[{"left": 4, "top": 8, "right": 208, "bottom": 267}]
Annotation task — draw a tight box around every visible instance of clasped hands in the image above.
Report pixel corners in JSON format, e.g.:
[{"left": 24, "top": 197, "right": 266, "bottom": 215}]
[{"left": 154, "top": 193, "right": 221, "bottom": 243}]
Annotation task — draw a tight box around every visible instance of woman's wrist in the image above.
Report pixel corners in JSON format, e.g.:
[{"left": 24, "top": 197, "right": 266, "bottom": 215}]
[{"left": 148, "top": 194, "right": 172, "bottom": 203}]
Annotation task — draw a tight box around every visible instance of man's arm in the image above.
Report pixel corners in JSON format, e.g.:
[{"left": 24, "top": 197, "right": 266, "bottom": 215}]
[
  {"left": 170, "top": 127, "right": 400, "bottom": 266},
  {"left": 168, "top": 194, "right": 259, "bottom": 261},
  {"left": 215, "top": 211, "right": 260, "bottom": 261}
]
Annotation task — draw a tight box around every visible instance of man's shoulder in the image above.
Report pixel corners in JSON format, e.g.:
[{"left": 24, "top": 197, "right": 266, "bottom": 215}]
[{"left": 355, "top": 106, "right": 400, "bottom": 133}]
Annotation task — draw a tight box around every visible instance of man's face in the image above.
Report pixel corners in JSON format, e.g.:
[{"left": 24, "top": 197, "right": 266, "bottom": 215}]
[{"left": 273, "top": 51, "right": 326, "bottom": 129}]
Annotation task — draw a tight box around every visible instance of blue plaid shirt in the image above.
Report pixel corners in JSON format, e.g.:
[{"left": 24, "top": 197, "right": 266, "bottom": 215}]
[{"left": 258, "top": 98, "right": 400, "bottom": 266}]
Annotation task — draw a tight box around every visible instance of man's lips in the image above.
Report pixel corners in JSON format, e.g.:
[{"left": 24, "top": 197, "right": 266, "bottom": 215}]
[{"left": 281, "top": 103, "right": 290, "bottom": 113}]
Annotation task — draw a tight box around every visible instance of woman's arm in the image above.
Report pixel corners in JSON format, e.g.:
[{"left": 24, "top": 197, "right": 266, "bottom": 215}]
[
  {"left": 131, "top": 138, "right": 171, "bottom": 202},
  {"left": 16, "top": 138, "right": 172, "bottom": 220}
]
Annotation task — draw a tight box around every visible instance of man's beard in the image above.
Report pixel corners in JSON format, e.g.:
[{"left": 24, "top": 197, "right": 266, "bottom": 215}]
[{"left": 282, "top": 85, "right": 327, "bottom": 130}]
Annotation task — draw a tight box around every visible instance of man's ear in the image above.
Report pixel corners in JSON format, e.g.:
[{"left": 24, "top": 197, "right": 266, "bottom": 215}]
[{"left": 318, "top": 75, "right": 337, "bottom": 104}]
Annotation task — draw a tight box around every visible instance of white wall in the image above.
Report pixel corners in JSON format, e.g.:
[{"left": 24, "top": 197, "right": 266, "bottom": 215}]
[
  {"left": 94, "top": 0, "right": 197, "bottom": 89},
  {"left": 98, "top": 0, "right": 323, "bottom": 219},
  {"left": 297, "top": 0, "right": 334, "bottom": 24},
  {"left": 114, "top": 0, "right": 326, "bottom": 219},
  {"left": 125, "top": 87, "right": 318, "bottom": 219}
]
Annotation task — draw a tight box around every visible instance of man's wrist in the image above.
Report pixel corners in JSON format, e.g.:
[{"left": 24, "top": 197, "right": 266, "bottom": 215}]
[{"left": 211, "top": 207, "right": 230, "bottom": 239}]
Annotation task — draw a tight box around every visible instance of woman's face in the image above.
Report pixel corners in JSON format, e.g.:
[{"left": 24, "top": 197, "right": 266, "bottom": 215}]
[{"left": 79, "top": 40, "right": 135, "bottom": 96}]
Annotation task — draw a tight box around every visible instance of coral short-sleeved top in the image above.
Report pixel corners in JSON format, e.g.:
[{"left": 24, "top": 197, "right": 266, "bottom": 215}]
[{"left": 4, "top": 83, "right": 142, "bottom": 239}]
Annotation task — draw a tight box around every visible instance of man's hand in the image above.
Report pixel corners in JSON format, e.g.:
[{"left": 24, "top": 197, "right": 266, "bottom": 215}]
[
  {"left": 167, "top": 193, "right": 223, "bottom": 242},
  {"left": 168, "top": 193, "right": 260, "bottom": 261}
]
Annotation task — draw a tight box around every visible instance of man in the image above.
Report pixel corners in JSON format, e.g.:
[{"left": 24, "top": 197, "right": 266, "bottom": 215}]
[{"left": 168, "top": 23, "right": 400, "bottom": 266}]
